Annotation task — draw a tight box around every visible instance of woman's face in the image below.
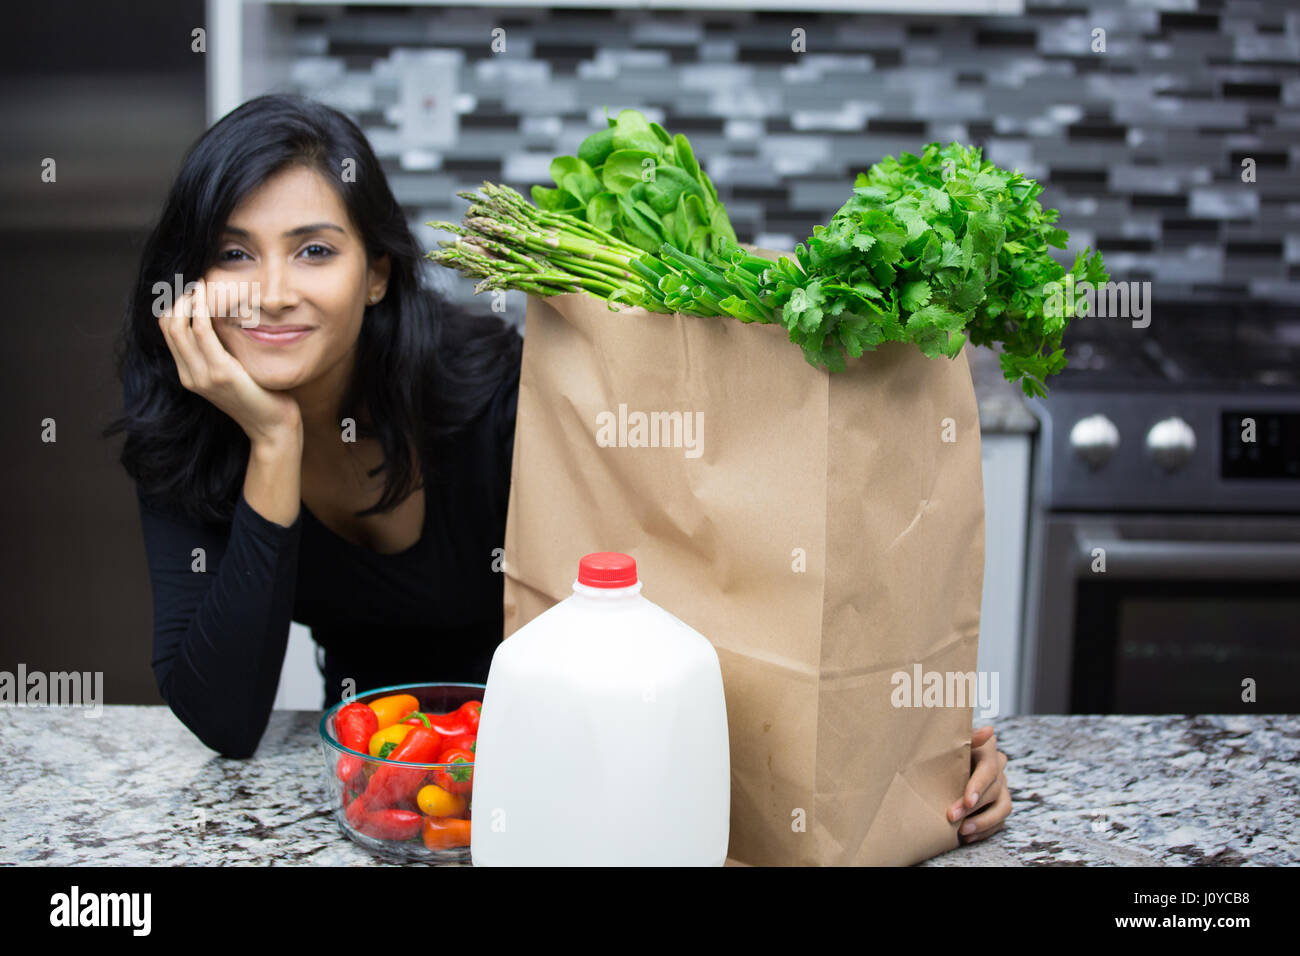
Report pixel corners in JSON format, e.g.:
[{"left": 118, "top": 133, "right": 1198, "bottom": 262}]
[{"left": 205, "top": 164, "right": 389, "bottom": 392}]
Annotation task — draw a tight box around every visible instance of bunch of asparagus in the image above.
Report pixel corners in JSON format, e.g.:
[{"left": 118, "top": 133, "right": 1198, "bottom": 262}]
[{"left": 426, "top": 183, "right": 775, "bottom": 320}]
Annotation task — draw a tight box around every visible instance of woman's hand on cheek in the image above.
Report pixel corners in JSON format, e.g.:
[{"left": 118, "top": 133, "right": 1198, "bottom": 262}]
[
  {"left": 949, "top": 724, "right": 1011, "bottom": 844},
  {"left": 159, "top": 278, "right": 303, "bottom": 447}
]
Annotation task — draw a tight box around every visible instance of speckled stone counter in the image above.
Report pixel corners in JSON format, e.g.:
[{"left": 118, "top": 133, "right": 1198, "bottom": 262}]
[{"left": 1, "top": 708, "right": 1295, "bottom": 866}]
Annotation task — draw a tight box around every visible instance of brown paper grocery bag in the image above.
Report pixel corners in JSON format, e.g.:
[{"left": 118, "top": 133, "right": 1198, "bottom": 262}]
[{"left": 501, "top": 245, "right": 985, "bottom": 866}]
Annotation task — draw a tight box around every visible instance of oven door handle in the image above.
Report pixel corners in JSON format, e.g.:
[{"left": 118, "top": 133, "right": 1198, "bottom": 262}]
[{"left": 1074, "top": 534, "right": 1300, "bottom": 578}]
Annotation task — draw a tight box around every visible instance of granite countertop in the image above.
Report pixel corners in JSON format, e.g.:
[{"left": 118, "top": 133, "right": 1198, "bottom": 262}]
[{"left": 1, "top": 709, "right": 1295, "bottom": 866}]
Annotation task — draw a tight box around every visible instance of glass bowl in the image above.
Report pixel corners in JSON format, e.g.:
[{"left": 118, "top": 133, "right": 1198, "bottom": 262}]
[{"left": 319, "top": 682, "right": 483, "bottom": 864}]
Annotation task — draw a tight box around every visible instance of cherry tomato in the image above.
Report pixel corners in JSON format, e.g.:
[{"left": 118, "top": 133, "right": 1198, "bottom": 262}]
[{"left": 422, "top": 815, "right": 472, "bottom": 850}]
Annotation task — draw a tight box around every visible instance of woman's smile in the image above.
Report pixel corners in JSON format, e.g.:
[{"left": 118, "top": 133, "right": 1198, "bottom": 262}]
[{"left": 240, "top": 324, "right": 315, "bottom": 346}]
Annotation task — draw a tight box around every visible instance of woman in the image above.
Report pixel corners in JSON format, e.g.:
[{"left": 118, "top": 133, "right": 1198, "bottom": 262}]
[
  {"left": 105, "top": 94, "right": 1010, "bottom": 845},
  {"left": 104, "top": 93, "right": 518, "bottom": 759}
]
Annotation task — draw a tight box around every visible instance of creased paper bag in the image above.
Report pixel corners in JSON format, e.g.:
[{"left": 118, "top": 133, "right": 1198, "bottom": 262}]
[{"left": 501, "top": 245, "right": 985, "bottom": 866}]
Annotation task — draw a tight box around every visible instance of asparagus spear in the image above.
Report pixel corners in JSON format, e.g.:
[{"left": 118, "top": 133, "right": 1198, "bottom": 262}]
[
  {"left": 428, "top": 182, "right": 776, "bottom": 319},
  {"left": 427, "top": 185, "right": 674, "bottom": 312}
]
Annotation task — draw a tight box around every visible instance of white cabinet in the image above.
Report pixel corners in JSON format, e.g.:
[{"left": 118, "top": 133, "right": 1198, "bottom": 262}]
[
  {"left": 272, "top": 623, "right": 324, "bottom": 710},
  {"left": 977, "top": 433, "right": 1031, "bottom": 718}
]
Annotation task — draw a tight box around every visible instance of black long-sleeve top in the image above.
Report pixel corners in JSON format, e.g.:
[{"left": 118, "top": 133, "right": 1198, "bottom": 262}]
[{"left": 133, "top": 332, "right": 521, "bottom": 758}]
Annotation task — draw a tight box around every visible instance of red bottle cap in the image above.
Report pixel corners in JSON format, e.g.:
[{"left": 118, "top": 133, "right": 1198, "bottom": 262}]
[{"left": 577, "top": 552, "right": 638, "bottom": 588}]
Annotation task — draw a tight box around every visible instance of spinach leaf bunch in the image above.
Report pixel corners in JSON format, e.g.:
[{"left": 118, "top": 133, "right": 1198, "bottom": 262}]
[{"left": 532, "top": 108, "right": 737, "bottom": 264}]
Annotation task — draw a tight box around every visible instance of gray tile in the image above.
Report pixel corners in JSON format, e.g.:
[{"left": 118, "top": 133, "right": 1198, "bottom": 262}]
[{"left": 281, "top": 1, "right": 1297, "bottom": 301}]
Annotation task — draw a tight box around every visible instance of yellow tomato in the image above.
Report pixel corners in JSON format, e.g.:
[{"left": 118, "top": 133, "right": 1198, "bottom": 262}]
[
  {"left": 368, "top": 722, "right": 413, "bottom": 758},
  {"left": 417, "top": 784, "right": 467, "bottom": 818},
  {"left": 368, "top": 694, "right": 420, "bottom": 730}
]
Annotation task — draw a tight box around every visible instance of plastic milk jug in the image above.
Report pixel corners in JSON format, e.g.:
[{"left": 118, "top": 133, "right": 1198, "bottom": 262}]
[{"left": 471, "top": 552, "right": 730, "bottom": 866}]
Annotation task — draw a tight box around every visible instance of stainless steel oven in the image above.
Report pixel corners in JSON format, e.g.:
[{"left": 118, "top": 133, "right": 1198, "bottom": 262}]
[
  {"left": 1024, "top": 513, "right": 1300, "bottom": 713},
  {"left": 1020, "top": 304, "right": 1300, "bottom": 713}
]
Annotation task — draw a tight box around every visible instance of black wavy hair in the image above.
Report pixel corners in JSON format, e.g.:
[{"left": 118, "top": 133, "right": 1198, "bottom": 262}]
[{"left": 104, "top": 93, "right": 520, "bottom": 523}]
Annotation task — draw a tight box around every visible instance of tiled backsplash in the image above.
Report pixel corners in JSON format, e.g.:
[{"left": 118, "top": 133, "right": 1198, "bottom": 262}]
[{"left": 275, "top": 1, "right": 1300, "bottom": 322}]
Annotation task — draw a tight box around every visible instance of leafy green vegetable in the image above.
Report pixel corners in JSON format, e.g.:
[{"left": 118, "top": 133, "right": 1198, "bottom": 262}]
[
  {"left": 756, "top": 142, "right": 1107, "bottom": 396},
  {"left": 433, "top": 126, "right": 1104, "bottom": 397},
  {"left": 532, "top": 108, "right": 736, "bottom": 264}
]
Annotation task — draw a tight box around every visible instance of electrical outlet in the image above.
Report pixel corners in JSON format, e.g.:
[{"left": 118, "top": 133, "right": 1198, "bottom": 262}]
[{"left": 394, "top": 49, "right": 462, "bottom": 150}]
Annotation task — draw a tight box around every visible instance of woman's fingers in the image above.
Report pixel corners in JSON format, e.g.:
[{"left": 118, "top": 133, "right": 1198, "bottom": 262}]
[
  {"left": 159, "top": 289, "right": 203, "bottom": 389},
  {"left": 963, "top": 750, "right": 1007, "bottom": 815},
  {"left": 962, "top": 739, "right": 1005, "bottom": 808},
  {"left": 949, "top": 728, "right": 1001, "bottom": 822},
  {"left": 189, "top": 279, "right": 238, "bottom": 377},
  {"left": 154, "top": 278, "right": 303, "bottom": 445},
  {"left": 165, "top": 280, "right": 236, "bottom": 395},
  {"left": 958, "top": 783, "right": 1012, "bottom": 843},
  {"left": 178, "top": 281, "right": 217, "bottom": 389}
]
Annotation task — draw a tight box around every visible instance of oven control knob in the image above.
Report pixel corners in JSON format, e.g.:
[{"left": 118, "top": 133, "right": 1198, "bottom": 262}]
[
  {"left": 1069, "top": 414, "right": 1120, "bottom": 468},
  {"left": 1146, "top": 416, "right": 1196, "bottom": 471}
]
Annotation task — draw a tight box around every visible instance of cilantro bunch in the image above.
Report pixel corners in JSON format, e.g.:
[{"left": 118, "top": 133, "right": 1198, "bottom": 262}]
[{"left": 756, "top": 142, "right": 1107, "bottom": 397}]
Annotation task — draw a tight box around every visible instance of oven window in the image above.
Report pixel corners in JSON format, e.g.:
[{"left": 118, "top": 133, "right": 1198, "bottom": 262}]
[{"left": 1072, "top": 580, "right": 1300, "bottom": 713}]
